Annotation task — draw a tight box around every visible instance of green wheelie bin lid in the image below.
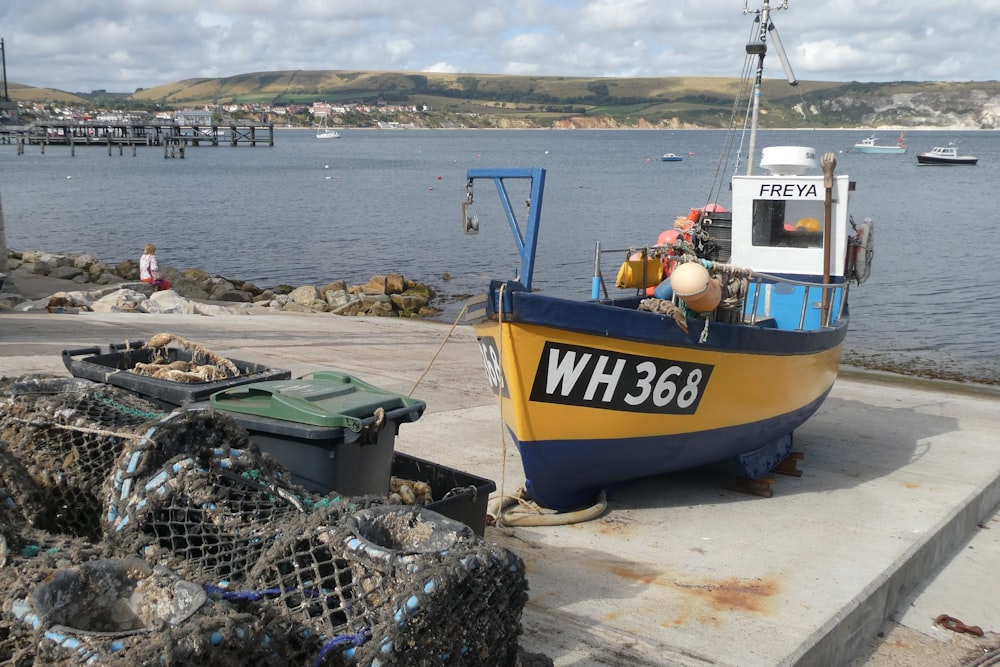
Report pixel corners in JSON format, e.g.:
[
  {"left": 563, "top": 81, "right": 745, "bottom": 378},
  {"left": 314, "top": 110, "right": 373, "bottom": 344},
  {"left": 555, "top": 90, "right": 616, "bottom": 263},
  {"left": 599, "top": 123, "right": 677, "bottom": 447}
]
[{"left": 209, "top": 371, "right": 425, "bottom": 434}]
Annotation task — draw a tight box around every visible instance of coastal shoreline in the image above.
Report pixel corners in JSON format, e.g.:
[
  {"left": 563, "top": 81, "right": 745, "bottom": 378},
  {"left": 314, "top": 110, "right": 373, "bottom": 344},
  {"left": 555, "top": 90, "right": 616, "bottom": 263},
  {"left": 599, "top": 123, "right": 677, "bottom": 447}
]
[
  {"left": 2, "top": 250, "right": 444, "bottom": 319},
  {"left": 5, "top": 257, "right": 999, "bottom": 389}
]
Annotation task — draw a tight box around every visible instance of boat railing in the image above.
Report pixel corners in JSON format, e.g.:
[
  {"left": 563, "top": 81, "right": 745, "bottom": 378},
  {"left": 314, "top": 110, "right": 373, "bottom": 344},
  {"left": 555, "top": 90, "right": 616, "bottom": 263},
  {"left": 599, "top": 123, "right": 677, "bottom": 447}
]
[
  {"left": 593, "top": 244, "right": 849, "bottom": 329},
  {"left": 750, "top": 271, "right": 849, "bottom": 328}
]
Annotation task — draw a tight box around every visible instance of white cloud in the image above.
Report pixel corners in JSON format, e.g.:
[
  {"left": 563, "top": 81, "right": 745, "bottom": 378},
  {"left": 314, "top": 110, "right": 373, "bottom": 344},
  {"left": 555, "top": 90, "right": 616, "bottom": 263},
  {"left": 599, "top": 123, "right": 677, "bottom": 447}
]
[
  {"left": 424, "top": 62, "right": 458, "bottom": 74},
  {"left": 3, "top": 0, "right": 999, "bottom": 92}
]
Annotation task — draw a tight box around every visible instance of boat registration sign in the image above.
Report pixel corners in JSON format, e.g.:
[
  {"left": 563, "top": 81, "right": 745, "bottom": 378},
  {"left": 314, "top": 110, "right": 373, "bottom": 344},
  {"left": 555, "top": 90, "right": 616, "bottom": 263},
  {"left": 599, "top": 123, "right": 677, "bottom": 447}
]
[
  {"left": 478, "top": 337, "right": 713, "bottom": 414},
  {"left": 529, "top": 342, "right": 713, "bottom": 414}
]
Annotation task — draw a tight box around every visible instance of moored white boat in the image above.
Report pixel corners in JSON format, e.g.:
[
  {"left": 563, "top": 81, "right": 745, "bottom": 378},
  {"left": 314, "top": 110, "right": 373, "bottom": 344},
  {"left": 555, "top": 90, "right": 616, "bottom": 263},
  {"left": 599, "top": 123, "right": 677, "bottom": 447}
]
[
  {"left": 661, "top": 153, "right": 683, "bottom": 161},
  {"left": 315, "top": 121, "right": 341, "bottom": 139},
  {"left": 461, "top": 0, "right": 874, "bottom": 512},
  {"left": 916, "top": 143, "right": 977, "bottom": 165},
  {"left": 851, "top": 133, "right": 906, "bottom": 154}
]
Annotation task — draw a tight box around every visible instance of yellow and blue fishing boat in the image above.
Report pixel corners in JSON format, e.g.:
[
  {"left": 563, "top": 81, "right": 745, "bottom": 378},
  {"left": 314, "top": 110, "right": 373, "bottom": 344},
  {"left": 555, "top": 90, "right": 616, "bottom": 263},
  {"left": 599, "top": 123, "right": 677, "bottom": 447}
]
[{"left": 461, "top": 1, "right": 874, "bottom": 512}]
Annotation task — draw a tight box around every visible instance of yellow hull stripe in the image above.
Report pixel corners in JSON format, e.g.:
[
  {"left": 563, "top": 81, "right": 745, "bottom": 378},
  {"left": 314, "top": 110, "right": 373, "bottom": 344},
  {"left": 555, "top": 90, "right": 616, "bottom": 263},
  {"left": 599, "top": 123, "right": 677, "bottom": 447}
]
[{"left": 475, "top": 320, "right": 841, "bottom": 444}]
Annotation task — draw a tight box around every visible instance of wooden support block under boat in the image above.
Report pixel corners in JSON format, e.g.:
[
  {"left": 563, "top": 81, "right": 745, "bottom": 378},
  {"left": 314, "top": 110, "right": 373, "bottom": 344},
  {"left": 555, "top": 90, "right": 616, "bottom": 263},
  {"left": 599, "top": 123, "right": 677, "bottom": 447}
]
[
  {"left": 773, "top": 451, "right": 805, "bottom": 477},
  {"left": 726, "top": 476, "right": 778, "bottom": 498}
]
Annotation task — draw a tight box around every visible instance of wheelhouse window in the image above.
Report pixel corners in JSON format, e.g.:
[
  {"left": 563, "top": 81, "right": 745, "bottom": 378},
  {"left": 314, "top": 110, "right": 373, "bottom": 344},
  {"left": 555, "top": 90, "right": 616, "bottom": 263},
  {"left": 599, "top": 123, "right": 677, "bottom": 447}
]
[{"left": 751, "top": 200, "right": 825, "bottom": 249}]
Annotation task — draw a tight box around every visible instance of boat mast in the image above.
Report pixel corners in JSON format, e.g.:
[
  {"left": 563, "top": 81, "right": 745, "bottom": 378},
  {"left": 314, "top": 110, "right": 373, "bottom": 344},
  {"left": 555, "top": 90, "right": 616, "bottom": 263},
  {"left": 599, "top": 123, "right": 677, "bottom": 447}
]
[
  {"left": 1, "top": 38, "right": 9, "bottom": 105},
  {"left": 744, "top": 1, "right": 795, "bottom": 175}
]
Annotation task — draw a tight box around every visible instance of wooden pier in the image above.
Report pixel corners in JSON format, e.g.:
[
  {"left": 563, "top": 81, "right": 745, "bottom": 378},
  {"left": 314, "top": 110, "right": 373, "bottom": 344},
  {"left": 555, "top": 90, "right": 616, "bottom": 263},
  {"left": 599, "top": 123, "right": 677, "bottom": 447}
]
[{"left": 0, "top": 122, "right": 274, "bottom": 156}]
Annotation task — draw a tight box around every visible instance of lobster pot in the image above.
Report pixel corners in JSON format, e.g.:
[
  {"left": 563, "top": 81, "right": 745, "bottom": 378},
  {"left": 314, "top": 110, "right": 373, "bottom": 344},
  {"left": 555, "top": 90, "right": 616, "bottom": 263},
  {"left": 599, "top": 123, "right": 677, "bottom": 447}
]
[
  {"left": 0, "top": 524, "right": 107, "bottom": 664},
  {"left": 103, "top": 412, "right": 315, "bottom": 585},
  {"left": 702, "top": 212, "right": 733, "bottom": 262},
  {"left": 247, "top": 505, "right": 528, "bottom": 666},
  {"left": 0, "top": 377, "right": 166, "bottom": 542},
  {"left": 10, "top": 557, "right": 280, "bottom": 666}
]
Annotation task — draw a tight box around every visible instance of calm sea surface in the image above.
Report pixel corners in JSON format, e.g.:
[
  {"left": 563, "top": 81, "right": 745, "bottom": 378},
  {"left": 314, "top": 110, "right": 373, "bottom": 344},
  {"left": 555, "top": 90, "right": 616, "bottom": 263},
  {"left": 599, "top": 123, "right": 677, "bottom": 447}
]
[{"left": 1, "top": 128, "right": 997, "bottom": 383}]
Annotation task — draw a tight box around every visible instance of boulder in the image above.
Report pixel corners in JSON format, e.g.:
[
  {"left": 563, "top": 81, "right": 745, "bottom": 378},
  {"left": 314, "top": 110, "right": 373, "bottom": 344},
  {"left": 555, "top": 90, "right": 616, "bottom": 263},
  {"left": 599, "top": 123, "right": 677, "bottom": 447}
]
[
  {"left": 331, "top": 299, "right": 369, "bottom": 316},
  {"left": 390, "top": 293, "right": 430, "bottom": 314},
  {"left": 358, "top": 274, "right": 405, "bottom": 295},
  {"left": 288, "top": 285, "right": 320, "bottom": 307},
  {"left": 50, "top": 266, "right": 85, "bottom": 282},
  {"left": 143, "top": 291, "right": 198, "bottom": 314},
  {"left": 90, "top": 289, "right": 149, "bottom": 313},
  {"left": 320, "top": 280, "right": 348, "bottom": 298},
  {"left": 386, "top": 273, "right": 406, "bottom": 294},
  {"left": 115, "top": 259, "right": 139, "bottom": 280},
  {"left": 324, "top": 289, "right": 351, "bottom": 309}
]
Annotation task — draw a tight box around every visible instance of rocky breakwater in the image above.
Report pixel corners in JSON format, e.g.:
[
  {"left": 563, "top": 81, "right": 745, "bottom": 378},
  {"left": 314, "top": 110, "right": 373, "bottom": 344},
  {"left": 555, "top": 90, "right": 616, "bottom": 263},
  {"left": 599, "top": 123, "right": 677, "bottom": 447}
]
[{"left": 0, "top": 250, "right": 441, "bottom": 318}]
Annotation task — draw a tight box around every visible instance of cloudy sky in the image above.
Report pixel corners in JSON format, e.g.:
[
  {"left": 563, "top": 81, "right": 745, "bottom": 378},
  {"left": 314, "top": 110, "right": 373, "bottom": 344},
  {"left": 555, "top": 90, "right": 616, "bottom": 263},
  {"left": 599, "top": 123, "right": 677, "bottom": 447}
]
[{"left": 2, "top": 0, "right": 998, "bottom": 94}]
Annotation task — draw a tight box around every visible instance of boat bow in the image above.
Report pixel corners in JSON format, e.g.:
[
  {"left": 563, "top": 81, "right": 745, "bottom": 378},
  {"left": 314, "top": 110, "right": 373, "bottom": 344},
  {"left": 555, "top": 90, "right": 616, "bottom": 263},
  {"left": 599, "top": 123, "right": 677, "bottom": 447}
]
[{"left": 459, "top": 1, "right": 874, "bottom": 512}]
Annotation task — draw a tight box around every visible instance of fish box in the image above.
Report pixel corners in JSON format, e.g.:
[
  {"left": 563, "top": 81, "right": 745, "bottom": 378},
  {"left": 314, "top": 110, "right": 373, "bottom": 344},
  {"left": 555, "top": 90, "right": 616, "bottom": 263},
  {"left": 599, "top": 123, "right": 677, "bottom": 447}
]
[
  {"left": 61, "top": 341, "right": 291, "bottom": 408},
  {"left": 392, "top": 452, "right": 496, "bottom": 537}
]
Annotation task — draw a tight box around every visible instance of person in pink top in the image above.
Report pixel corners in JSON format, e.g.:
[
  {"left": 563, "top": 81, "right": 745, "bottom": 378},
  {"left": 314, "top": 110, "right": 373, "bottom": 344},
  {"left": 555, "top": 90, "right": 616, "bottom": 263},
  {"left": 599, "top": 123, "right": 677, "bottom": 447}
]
[{"left": 139, "top": 243, "right": 171, "bottom": 291}]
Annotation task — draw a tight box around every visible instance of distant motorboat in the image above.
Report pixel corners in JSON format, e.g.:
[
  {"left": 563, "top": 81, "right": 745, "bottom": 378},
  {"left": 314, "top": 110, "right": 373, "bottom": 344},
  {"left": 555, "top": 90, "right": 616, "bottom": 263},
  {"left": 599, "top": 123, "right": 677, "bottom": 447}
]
[
  {"left": 916, "top": 143, "right": 977, "bottom": 165},
  {"left": 851, "top": 133, "right": 906, "bottom": 154},
  {"left": 660, "top": 153, "right": 683, "bottom": 162}
]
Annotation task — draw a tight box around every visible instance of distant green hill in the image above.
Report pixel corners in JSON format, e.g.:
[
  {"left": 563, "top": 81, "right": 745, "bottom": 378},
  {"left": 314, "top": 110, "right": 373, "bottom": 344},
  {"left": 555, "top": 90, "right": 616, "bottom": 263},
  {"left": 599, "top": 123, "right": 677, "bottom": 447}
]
[
  {"left": 10, "top": 70, "right": 1000, "bottom": 129},
  {"left": 8, "top": 82, "right": 88, "bottom": 104}
]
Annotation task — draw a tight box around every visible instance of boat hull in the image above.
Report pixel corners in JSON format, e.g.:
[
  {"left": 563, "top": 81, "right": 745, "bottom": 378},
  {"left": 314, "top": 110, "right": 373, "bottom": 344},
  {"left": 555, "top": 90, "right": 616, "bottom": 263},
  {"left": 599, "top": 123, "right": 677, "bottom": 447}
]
[
  {"left": 473, "top": 285, "right": 847, "bottom": 510},
  {"left": 852, "top": 145, "right": 905, "bottom": 154},
  {"left": 917, "top": 155, "right": 977, "bottom": 165}
]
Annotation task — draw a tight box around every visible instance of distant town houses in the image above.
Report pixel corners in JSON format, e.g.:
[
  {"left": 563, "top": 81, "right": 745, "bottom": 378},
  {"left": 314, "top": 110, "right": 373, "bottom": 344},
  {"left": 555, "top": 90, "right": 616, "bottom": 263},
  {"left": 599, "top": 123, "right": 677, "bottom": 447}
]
[
  {"left": 174, "top": 109, "right": 213, "bottom": 125},
  {"left": 308, "top": 101, "right": 428, "bottom": 117},
  {"left": 10, "top": 99, "right": 432, "bottom": 127}
]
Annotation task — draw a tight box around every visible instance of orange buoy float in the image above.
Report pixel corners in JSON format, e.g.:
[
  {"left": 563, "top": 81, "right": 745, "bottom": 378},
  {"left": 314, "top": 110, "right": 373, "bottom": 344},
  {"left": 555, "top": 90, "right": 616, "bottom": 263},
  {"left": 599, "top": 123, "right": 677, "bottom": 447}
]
[{"left": 656, "top": 228, "right": 680, "bottom": 247}]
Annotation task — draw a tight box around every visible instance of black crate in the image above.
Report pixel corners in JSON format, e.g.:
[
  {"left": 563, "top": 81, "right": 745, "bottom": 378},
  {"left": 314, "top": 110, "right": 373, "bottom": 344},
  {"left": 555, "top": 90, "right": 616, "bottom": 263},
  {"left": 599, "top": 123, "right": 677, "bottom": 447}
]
[
  {"left": 392, "top": 453, "right": 496, "bottom": 537},
  {"left": 61, "top": 341, "right": 291, "bottom": 408}
]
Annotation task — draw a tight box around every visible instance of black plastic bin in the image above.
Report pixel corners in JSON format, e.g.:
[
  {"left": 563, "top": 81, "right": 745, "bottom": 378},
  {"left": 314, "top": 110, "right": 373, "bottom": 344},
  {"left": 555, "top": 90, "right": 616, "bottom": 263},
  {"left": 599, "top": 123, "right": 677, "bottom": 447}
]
[
  {"left": 209, "top": 371, "right": 426, "bottom": 498},
  {"left": 61, "top": 340, "right": 291, "bottom": 408},
  {"left": 392, "top": 452, "right": 496, "bottom": 537}
]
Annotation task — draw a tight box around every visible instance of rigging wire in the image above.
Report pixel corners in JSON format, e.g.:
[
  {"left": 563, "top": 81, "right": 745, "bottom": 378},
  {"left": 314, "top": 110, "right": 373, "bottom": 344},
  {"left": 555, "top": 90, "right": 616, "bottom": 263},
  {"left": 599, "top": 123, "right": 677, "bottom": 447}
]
[{"left": 705, "top": 17, "right": 760, "bottom": 208}]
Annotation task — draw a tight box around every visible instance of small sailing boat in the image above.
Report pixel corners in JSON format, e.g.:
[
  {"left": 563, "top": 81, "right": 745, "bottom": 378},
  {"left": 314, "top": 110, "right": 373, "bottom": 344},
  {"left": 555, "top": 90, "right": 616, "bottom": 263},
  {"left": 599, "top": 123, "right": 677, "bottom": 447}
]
[{"left": 315, "top": 119, "right": 341, "bottom": 139}]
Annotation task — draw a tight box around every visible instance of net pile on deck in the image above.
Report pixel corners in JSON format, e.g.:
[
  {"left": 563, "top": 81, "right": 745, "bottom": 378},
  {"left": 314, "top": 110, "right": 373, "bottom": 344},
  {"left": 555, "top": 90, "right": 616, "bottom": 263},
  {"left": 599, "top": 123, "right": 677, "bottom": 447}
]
[{"left": 0, "top": 376, "right": 528, "bottom": 666}]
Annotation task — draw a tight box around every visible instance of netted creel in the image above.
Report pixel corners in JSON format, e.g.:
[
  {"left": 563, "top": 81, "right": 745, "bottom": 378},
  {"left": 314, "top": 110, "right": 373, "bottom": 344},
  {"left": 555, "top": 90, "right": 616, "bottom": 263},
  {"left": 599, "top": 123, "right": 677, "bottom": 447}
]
[{"left": 0, "top": 375, "right": 530, "bottom": 666}]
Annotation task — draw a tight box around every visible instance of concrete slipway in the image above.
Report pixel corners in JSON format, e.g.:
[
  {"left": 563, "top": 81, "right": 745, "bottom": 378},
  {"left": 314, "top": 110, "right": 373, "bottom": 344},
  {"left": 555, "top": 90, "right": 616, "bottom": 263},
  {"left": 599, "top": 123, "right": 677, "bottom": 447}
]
[{"left": 1, "top": 307, "right": 998, "bottom": 666}]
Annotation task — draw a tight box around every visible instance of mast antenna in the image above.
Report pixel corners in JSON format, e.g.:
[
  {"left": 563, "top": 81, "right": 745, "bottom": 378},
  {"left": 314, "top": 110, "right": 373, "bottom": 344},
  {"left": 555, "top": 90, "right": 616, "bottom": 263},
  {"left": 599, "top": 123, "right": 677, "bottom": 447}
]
[{"left": 743, "top": 1, "right": 797, "bottom": 175}]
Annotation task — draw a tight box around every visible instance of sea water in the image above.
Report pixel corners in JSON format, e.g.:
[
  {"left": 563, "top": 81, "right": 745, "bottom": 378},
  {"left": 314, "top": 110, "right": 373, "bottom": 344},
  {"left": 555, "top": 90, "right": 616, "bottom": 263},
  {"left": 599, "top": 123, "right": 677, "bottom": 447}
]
[{"left": 0, "top": 128, "right": 997, "bottom": 383}]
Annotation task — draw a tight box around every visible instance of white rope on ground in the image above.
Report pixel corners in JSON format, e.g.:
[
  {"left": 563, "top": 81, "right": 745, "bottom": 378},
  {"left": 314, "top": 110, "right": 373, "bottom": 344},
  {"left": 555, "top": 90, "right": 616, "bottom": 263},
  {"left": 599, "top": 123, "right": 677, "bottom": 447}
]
[
  {"left": 404, "top": 287, "right": 610, "bottom": 527},
  {"left": 488, "top": 487, "right": 608, "bottom": 527},
  {"left": 486, "top": 282, "right": 608, "bottom": 527}
]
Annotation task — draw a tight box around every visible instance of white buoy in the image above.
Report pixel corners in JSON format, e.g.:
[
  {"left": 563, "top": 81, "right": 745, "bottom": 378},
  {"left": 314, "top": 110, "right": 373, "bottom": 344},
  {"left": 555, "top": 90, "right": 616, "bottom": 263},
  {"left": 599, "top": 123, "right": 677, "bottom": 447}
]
[{"left": 670, "top": 262, "right": 721, "bottom": 312}]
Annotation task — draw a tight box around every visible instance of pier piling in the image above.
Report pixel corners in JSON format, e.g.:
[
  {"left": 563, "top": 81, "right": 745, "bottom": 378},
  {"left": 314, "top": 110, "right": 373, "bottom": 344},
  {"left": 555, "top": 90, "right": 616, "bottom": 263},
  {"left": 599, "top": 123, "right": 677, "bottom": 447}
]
[{"left": 1, "top": 122, "right": 274, "bottom": 154}]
